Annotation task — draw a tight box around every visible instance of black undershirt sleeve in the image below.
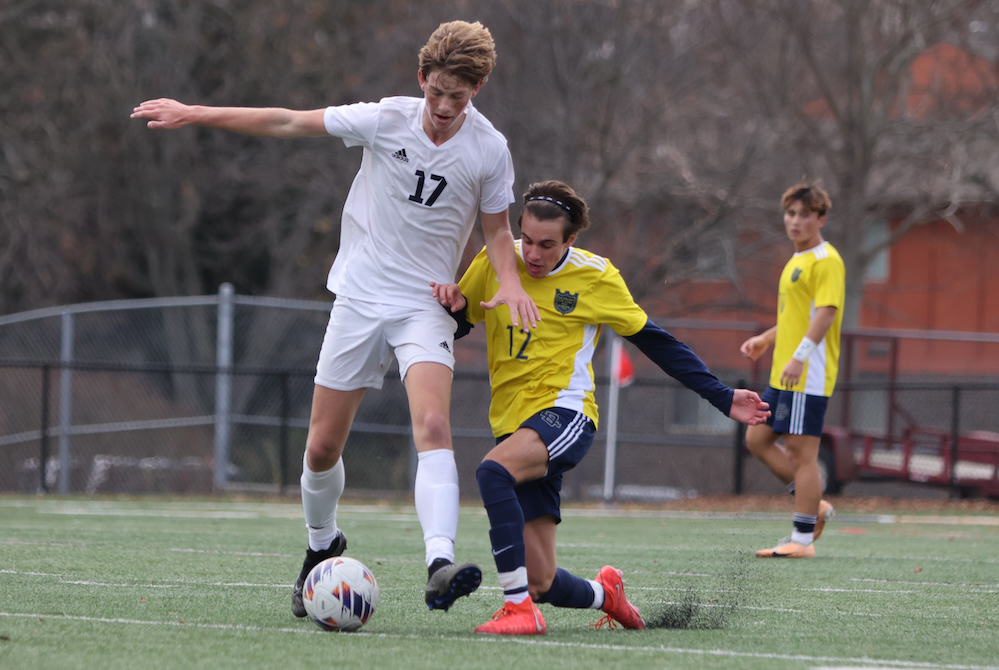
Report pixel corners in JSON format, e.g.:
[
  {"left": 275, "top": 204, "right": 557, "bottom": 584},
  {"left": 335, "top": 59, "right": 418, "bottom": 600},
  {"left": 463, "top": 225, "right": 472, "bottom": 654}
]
[
  {"left": 623, "top": 319, "right": 734, "bottom": 417},
  {"left": 446, "top": 305, "right": 474, "bottom": 340}
]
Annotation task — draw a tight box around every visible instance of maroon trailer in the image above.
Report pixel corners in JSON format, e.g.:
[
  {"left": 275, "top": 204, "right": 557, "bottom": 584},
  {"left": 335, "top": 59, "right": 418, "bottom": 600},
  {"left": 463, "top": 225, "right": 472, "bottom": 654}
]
[{"left": 820, "top": 426, "right": 999, "bottom": 498}]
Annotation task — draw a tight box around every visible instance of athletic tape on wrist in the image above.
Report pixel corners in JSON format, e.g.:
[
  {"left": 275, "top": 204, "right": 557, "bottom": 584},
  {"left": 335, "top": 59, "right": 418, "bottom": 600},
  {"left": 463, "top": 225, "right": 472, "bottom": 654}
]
[{"left": 792, "top": 337, "right": 817, "bottom": 363}]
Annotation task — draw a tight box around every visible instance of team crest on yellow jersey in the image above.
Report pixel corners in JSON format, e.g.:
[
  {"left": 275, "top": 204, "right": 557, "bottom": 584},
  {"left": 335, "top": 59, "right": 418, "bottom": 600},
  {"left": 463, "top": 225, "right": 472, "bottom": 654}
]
[{"left": 554, "top": 289, "right": 578, "bottom": 315}]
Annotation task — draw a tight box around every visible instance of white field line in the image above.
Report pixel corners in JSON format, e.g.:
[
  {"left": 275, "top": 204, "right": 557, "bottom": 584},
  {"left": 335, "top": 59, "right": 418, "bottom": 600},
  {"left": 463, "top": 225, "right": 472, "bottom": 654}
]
[
  {"left": 7, "top": 569, "right": 996, "bottom": 622},
  {"left": 0, "top": 611, "right": 997, "bottom": 670},
  {"left": 5, "top": 499, "right": 999, "bottom": 527},
  {"left": 798, "top": 588, "right": 916, "bottom": 593},
  {"left": 167, "top": 548, "right": 293, "bottom": 558},
  {"left": 3, "top": 568, "right": 985, "bottom": 594},
  {"left": 851, "top": 577, "right": 999, "bottom": 588}
]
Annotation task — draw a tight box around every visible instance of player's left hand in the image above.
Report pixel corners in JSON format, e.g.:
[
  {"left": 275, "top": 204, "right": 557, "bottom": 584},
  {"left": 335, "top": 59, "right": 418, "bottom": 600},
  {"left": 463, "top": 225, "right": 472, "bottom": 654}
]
[
  {"left": 481, "top": 282, "right": 540, "bottom": 331},
  {"left": 780, "top": 360, "right": 804, "bottom": 389},
  {"left": 729, "top": 389, "right": 770, "bottom": 425}
]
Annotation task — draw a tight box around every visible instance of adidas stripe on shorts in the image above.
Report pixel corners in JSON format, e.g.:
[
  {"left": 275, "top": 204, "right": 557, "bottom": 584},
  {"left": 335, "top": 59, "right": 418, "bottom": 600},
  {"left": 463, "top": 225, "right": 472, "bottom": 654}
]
[
  {"left": 497, "top": 408, "right": 595, "bottom": 524},
  {"left": 761, "top": 386, "right": 829, "bottom": 437}
]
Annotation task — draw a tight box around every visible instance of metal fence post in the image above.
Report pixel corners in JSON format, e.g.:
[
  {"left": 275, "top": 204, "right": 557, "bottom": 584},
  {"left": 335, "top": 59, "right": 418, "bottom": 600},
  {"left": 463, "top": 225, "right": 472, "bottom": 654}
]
[
  {"left": 279, "top": 372, "right": 290, "bottom": 495},
  {"left": 214, "top": 283, "right": 235, "bottom": 491},
  {"left": 603, "top": 333, "right": 622, "bottom": 502},
  {"left": 950, "top": 385, "right": 961, "bottom": 499},
  {"left": 59, "top": 310, "right": 74, "bottom": 493},
  {"left": 40, "top": 364, "right": 51, "bottom": 494},
  {"left": 733, "top": 379, "right": 747, "bottom": 494}
]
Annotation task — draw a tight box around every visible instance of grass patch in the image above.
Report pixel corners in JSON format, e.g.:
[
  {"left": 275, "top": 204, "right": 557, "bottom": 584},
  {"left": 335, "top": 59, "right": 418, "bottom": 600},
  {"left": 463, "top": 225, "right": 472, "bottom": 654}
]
[{"left": 1, "top": 496, "right": 998, "bottom": 670}]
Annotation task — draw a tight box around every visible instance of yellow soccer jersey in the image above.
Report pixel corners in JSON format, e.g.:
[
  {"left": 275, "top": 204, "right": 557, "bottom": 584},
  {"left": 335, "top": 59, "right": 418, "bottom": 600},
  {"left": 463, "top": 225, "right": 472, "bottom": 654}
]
[
  {"left": 770, "top": 241, "right": 846, "bottom": 396},
  {"left": 460, "top": 243, "right": 649, "bottom": 437}
]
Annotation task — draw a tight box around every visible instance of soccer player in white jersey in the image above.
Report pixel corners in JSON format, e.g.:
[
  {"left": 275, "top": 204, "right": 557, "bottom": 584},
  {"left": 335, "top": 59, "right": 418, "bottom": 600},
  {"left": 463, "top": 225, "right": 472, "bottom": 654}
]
[
  {"left": 740, "top": 182, "right": 845, "bottom": 558},
  {"left": 432, "top": 181, "right": 771, "bottom": 635},
  {"left": 132, "top": 21, "right": 540, "bottom": 615}
]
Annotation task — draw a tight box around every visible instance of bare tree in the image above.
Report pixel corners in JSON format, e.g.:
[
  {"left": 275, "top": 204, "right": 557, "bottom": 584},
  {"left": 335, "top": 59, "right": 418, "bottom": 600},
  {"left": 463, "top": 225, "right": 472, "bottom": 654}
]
[
  {"left": 4, "top": 0, "right": 998, "bottom": 333},
  {"left": 710, "top": 0, "right": 999, "bottom": 326}
]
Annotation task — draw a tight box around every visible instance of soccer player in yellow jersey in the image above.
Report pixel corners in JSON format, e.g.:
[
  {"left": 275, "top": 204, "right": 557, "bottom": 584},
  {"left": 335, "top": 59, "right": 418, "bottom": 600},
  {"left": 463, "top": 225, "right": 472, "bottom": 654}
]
[
  {"left": 740, "top": 182, "right": 845, "bottom": 558},
  {"left": 433, "top": 180, "right": 771, "bottom": 635}
]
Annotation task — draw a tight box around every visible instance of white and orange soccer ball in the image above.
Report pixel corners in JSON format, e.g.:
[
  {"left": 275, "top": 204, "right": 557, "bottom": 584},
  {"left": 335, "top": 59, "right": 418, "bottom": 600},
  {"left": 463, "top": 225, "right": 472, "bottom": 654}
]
[{"left": 302, "top": 556, "right": 379, "bottom": 632}]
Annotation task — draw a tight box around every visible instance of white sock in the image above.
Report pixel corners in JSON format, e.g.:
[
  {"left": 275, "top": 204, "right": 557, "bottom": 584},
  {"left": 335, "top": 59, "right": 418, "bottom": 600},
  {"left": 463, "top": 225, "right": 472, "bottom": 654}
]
[
  {"left": 791, "top": 529, "right": 814, "bottom": 546},
  {"left": 587, "top": 580, "right": 605, "bottom": 609},
  {"left": 300, "top": 454, "right": 344, "bottom": 552},
  {"left": 415, "top": 449, "right": 459, "bottom": 566},
  {"left": 499, "top": 567, "right": 530, "bottom": 604}
]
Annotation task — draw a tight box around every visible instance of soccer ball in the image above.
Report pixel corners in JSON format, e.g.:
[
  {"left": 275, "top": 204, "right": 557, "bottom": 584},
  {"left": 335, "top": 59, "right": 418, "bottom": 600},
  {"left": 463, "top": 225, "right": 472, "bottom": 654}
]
[{"left": 302, "top": 556, "right": 379, "bottom": 632}]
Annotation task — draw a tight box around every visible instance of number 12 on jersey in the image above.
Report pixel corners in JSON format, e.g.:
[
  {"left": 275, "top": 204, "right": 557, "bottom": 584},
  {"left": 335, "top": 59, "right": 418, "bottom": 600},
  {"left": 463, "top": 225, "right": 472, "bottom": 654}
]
[
  {"left": 409, "top": 170, "right": 447, "bottom": 206},
  {"left": 506, "top": 325, "right": 530, "bottom": 360}
]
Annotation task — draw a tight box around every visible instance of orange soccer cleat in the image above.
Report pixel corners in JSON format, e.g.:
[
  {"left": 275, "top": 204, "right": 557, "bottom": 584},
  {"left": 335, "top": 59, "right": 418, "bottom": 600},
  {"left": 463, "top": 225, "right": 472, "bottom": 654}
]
[
  {"left": 593, "top": 566, "right": 646, "bottom": 630},
  {"left": 474, "top": 599, "right": 546, "bottom": 636},
  {"left": 755, "top": 540, "right": 816, "bottom": 558},
  {"left": 813, "top": 500, "right": 835, "bottom": 541}
]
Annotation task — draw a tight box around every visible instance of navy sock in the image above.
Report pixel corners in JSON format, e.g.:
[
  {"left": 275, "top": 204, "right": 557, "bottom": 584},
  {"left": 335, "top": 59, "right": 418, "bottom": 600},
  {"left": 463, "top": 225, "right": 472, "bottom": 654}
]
[
  {"left": 535, "top": 568, "right": 596, "bottom": 609},
  {"left": 476, "top": 460, "right": 526, "bottom": 575},
  {"left": 793, "top": 512, "right": 817, "bottom": 535}
]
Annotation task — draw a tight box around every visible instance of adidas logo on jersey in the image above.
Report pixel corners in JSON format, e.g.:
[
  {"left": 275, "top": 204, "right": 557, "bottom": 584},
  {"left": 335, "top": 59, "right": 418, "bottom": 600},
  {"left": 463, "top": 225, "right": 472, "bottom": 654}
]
[
  {"left": 391, "top": 148, "right": 409, "bottom": 163},
  {"left": 439, "top": 341, "right": 451, "bottom": 353}
]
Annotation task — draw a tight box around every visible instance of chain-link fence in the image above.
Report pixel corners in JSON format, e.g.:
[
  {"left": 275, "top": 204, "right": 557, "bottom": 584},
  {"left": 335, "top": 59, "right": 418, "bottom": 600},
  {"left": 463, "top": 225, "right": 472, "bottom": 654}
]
[{"left": 2, "top": 287, "right": 998, "bottom": 500}]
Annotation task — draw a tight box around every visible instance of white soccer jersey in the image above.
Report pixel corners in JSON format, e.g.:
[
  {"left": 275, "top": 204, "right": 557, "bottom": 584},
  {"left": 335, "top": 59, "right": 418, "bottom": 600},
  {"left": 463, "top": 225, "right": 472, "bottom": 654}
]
[{"left": 323, "top": 97, "right": 515, "bottom": 308}]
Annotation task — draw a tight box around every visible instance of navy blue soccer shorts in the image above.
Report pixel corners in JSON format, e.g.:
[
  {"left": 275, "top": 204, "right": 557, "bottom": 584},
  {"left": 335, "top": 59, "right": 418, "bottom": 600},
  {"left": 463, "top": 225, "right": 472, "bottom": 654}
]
[
  {"left": 761, "top": 386, "right": 829, "bottom": 437},
  {"left": 496, "top": 407, "right": 595, "bottom": 524}
]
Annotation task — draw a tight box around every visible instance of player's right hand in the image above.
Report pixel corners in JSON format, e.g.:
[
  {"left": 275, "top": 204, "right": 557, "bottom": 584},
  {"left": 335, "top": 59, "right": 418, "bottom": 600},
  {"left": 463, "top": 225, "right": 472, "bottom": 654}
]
[
  {"left": 739, "top": 336, "right": 769, "bottom": 361},
  {"left": 430, "top": 282, "right": 467, "bottom": 312},
  {"left": 130, "top": 98, "right": 192, "bottom": 129}
]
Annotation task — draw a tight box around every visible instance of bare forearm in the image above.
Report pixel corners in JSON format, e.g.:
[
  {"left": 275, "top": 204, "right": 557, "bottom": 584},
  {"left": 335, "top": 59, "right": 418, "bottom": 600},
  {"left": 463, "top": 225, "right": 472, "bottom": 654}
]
[
  {"left": 131, "top": 99, "right": 327, "bottom": 137},
  {"left": 187, "top": 106, "right": 325, "bottom": 137},
  {"left": 483, "top": 226, "right": 519, "bottom": 285},
  {"left": 805, "top": 306, "right": 837, "bottom": 344},
  {"left": 758, "top": 325, "right": 778, "bottom": 347}
]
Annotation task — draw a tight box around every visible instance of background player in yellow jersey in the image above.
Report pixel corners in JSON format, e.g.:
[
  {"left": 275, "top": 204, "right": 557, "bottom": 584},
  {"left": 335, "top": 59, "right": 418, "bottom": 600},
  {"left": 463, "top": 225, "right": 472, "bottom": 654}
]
[
  {"left": 433, "top": 180, "right": 771, "bottom": 635},
  {"left": 740, "top": 182, "right": 845, "bottom": 558}
]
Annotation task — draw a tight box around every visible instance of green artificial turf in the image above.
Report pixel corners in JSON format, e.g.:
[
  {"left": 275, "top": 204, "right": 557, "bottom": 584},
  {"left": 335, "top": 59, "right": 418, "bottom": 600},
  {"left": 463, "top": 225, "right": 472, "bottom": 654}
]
[{"left": 1, "top": 497, "right": 997, "bottom": 670}]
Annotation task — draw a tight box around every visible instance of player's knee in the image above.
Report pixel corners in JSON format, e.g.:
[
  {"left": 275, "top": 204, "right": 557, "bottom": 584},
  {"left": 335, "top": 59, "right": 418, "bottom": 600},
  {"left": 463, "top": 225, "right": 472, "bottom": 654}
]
[
  {"left": 413, "top": 410, "right": 451, "bottom": 449},
  {"left": 476, "top": 459, "right": 515, "bottom": 498},
  {"left": 744, "top": 434, "right": 767, "bottom": 457},
  {"left": 305, "top": 431, "right": 344, "bottom": 469},
  {"left": 744, "top": 425, "right": 776, "bottom": 458}
]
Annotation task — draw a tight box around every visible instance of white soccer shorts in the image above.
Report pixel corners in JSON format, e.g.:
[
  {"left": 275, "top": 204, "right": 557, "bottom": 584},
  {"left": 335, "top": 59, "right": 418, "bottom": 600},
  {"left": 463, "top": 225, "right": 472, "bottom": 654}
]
[{"left": 314, "top": 295, "right": 457, "bottom": 391}]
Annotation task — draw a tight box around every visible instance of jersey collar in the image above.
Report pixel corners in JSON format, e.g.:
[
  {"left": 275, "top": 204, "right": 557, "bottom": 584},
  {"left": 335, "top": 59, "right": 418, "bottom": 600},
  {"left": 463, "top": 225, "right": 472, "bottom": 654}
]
[
  {"left": 792, "top": 240, "right": 828, "bottom": 257},
  {"left": 413, "top": 99, "right": 475, "bottom": 149}
]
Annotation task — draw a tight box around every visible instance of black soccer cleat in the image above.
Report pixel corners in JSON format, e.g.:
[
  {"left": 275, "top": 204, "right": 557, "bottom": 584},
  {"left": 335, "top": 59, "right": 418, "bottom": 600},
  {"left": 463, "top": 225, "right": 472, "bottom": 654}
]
[
  {"left": 291, "top": 531, "right": 347, "bottom": 618},
  {"left": 425, "top": 560, "right": 482, "bottom": 611}
]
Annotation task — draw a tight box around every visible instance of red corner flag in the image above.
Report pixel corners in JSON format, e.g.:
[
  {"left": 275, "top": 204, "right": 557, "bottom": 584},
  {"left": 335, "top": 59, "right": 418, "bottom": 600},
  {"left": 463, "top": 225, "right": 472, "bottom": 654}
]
[{"left": 616, "top": 345, "right": 635, "bottom": 387}]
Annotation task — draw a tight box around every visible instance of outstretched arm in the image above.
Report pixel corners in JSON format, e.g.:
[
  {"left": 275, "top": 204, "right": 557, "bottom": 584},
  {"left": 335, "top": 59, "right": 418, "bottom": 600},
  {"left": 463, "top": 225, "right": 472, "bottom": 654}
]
[
  {"left": 130, "top": 98, "right": 328, "bottom": 138},
  {"left": 478, "top": 210, "right": 540, "bottom": 331},
  {"left": 625, "top": 320, "right": 769, "bottom": 424}
]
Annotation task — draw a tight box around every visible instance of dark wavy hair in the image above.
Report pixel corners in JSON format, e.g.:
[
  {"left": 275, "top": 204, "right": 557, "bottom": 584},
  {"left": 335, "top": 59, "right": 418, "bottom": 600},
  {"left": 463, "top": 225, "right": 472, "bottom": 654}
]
[{"left": 519, "top": 180, "right": 591, "bottom": 242}]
